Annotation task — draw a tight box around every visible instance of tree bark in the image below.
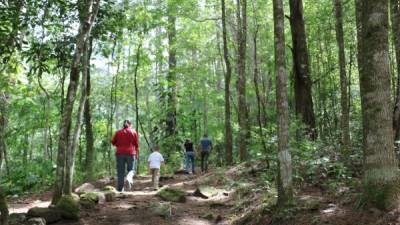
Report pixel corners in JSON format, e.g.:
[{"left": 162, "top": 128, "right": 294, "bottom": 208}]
[
  {"left": 359, "top": 0, "right": 400, "bottom": 210},
  {"left": 133, "top": 39, "right": 142, "bottom": 174},
  {"left": 288, "top": 0, "right": 316, "bottom": 139},
  {"left": 63, "top": 40, "right": 90, "bottom": 195},
  {"left": 221, "top": 0, "right": 233, "bottom": 165},
  {"left": 333, "top": 0, "right": 351, "bottom": 157},
  {"left": 167, "top": 0, "right": 177, "bottom": 139},
  {"left": 0, "top": 187, "right": 8, "bottom": 225},
  {"left": 273, "top": 0, "right": 293, "bottom": 206},
  {"left": 84, "top": 39, "right": 95, "bottom": 182},
  {"left": 391, "top": 0, "right": 400, "bottom": 141},
  {"left": 52, "top": 0, "right": 100, "bottom": 204},
  {"left": 236, "top": 0, "right": 248, "bottom": 161}
]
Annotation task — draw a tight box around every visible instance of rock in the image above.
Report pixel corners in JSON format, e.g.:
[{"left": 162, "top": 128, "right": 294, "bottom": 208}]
[
  {"left": 174, "top": 169, "right": 189, "bottom": 175},
  {"left": 56, "top": 195, "right": 80, "bottom": 220},
  {"left": 9, "top": 213, "right": 26, "bottom": 225},
  {"left": 157, "top": 188, "right": 186, "bottom": 203},
  {"left": 26, "top": 218, "right": 46, "bottom": 225},
  {"left": 74, "top": 183, "right": 95, "bottom": 194},
  {"left": 200, "top": 212, "right": 214, "bottom": 220},
  {"left": 27, "top": 207, "right": 62, "bottom": 224},
  {"left": 159, "top": 175, "right": 175, "bottom": 182},
  {"left": 149, "top": 202, "right": 172, "bottom": 218},
  {"left": 302, "top": 197, "right": 320, "bottom": 210},
  {"left": 193, "top": 186, "right": 219, "bottom": 199},
  {"left": 80, "top": 192, "right": 106, "bottom": 208},
  {"left": 104, "top": 191, "right": 116, "bottom": 202},
  {"left": 101, "top": 185, "right": 117, "bottom": 192}
]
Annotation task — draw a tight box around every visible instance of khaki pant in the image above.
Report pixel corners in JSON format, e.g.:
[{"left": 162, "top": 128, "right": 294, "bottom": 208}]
[{"left": 151, "top": 168, "right": 160, "bottom": 189}]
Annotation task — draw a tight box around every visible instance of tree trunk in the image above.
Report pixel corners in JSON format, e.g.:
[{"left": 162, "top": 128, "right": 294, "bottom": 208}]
[
  {"left": 236, "top": 0, "right": 248, "bottom": 161},
  {"left": 359, "top": 0, "right": 400, "bottom": 210},
  {"left": 0, "top": 187, "right": 8, "bottom": 225},
  {"left": 391, "top": 0, "right": 400, "bottom": 141},
  {"left": 289, "top": 0, "right": 316, "bottom": 139},
  {"left": 333, "top": 0, "right": 351, "bottom": 158},
  {"left": 52, "top": 0, "right": 100, "bottom": 204},
  {"left": 84, "top": 39, "right": 95, "bottom": 182},
  {"left": 133, "top": 39, "right": 142, "bottom": 174},
  {"left": 221, "top": 0, "right": 233, "bottom": 165},
  {"left": 167, "top": 0, "right": 177, "bottom": 139},
  {"left": 273, "top": 0, "right": 293, "bottom": 206},
  {"left": 0, "top": 94, "right": 6, "bottom": 174},
  {"left": 63, "top": 40, "right": 90, "bottom": 195}
]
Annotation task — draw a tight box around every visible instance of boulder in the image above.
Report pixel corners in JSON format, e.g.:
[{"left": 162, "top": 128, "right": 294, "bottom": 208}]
[
  {"left": 26, "top": 218, "right": 46, "bottom": 225},
  {"left": 149, "top": 202, "right": 172, "bottom": 218},
  {"left": 74, "top": 183, "right": 95, "bottom": 194},
  {"left": 193, "top": 186, "right": 219, "bottom": 199},
  {"left": 157, "top": 188, "right": 186, "bottom": 203},
  {"left": 27, "top": 207, "right": 62, "bottom": 224},
  {"left": 101, "top": 185, "right": 117, "bottom": 192},
  {"left": 56, "top": 195, "right": 80, "bottom": 220},
  {"left": 104, "top": 191, "right": 116, "bottom": 202},
  {"left": 80, "top": 192, "right": 106, "bottom": 208},
  {"left": 9, "top": 213, "right": 26, "bottom": 225}
]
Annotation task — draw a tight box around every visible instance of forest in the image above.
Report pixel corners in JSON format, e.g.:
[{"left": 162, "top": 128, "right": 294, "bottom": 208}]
[{"left": 1, "top": 0, "right": 400, "bottom": 224}]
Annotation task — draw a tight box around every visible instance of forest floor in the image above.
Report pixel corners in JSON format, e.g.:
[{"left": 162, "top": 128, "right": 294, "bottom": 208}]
[{"left": 7, "top": 162, "right": 400, "bottom": 225}]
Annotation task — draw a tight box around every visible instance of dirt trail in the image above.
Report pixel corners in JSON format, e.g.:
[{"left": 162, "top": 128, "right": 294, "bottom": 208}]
[{"left": 9, "top": 173, "right": 232, "bottom": 225}]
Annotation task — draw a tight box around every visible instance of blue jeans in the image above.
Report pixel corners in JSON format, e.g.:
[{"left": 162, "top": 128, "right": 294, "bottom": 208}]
[
  {"left": 116, "top": 154, "right": 136, "bottom": 191},
  {"left": 185, "top": 152, "right": 195, "bottom": 173}
]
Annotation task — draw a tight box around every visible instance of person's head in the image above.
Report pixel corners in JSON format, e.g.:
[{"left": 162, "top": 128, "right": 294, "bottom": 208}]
[
  {"left": 123, "top": 120, "right": 131, "bottom": 129},
  {"left": 153, "top": 145, "right": 160, "bottom": 152},
  {"left": 186, "top": 138, "right": 191, "bottom": 143},
  {"left": 203, "top": 133, "right": 208, "bottom": 138}
]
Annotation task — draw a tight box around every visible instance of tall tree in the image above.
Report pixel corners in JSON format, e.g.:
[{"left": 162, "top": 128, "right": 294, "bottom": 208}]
[
  {"left": 84, "top": 39, "right": 95, "bottom": 182},
  {"left": 221, "top": 0, "right": 233, "bottom": 165},
  {"left": 288, "top": 0, "right": 316, "bottom": 139},
  {"left": 236, "top": 0, "right": 249, "bottom": 161},
  {"left": 52, "top": 0, "right": 100, "bottom": 204},
  {"left": 0, "top": 187, "right": 8, "bottom": 225},
  {"left": 333, "top": 0, "right": 350, "bottom": 157},
  {"left": 273, "top": 0, "right": 293, "bottom": 205},
  {"left": 391, "top": 0, "right": 400, "bottom": 140},
  {"left": 359, "top": 0, "right": 400, "bottom": 209}
]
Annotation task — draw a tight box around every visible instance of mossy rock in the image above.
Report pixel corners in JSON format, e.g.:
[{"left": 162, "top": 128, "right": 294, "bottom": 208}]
[
  {"left": 56, "top": 195, "right": 80, "bottom": 220},
  {"left": 149, "top": 202, "right": 172, "bottom": 218},
  {"left": 80, "top": 192, "right": 100, "bottom": 203},
  {"left": 74, "top": 183, "right": 96, "bottom": 194},
  {"left": 80, "top": 192, "right": 106, "bottom": 208},
  {"left": 157, "top": 188, "right": 186, "bottom": 203},
  {"left": 104, "top": 191, "right": 116, "bottom": 202},
  {"left": 27, "top": 207, "right": 62, "bottom": 224},
  {"left": 200, "top": 212, "right": 214, "bottom": 220},
  {"left": 9, "top": 213, "right": 27, "bottom": 225},
  {"left": 303, "top": 198, "right": 320, "bottom": 210},
  {"left": 101, "top": 185, "right": 117, "bottom": 192},
  {"left": 26, "top": 217, "right": 46, "bottom": 225},
  {"left": 193, "top": 186, "right": 219, "bottom": 199}
]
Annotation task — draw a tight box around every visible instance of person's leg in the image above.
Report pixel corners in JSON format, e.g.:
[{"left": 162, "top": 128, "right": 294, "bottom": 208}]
[
  {"left": 189, "top": 152, "right": 195, "bottom": 173},
  {"left": 204, "top": 151, "right": 209, "bottom": 173},
  {"left": 151, "top": 169, "right": 155, "bottom": 188},
  {"left": 201, "top": 151, "right": 205, "bottom": 173},
  {"left": 127, "top": 155, "right": 134, "bottom": 173},
  {"left": 154, "top": 168, "right": 160, "bottom": 189},
  {"left": 116, "top": 155, "right": 125, "bottom": 192},
  {"left": 185, "top": 152, "right": 190, "bottom": 172}
]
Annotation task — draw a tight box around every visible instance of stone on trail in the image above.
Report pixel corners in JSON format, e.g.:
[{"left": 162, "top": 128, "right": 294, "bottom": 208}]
[
  {"left": 157, "top": 188, "right": 186, "bottom": 203},
  {"left": 101, "top": 185, "right": 117, "bottom": 192},
  {"left": 26, "top": 217, "right": 46, "bottom": 225},
  {"left": 9, "top": 213, "right": 27, "bottom": 225},
  {"left": 149, "top": 202, "right": 172, "bottom": 218},
  {"left": 56, "top": 195, "right": 80, "bottom": 220},
  {"left": 80, "top": 192, "right": 106, "bottom": 208},
  {"left": 26, "top": 207, "right": 62, "bottom": 224},
  {"left": 104, "top": 191, "right": 116, "bottom": 202},
  {"left": 193, "top": 186, "right": 219, "bottom": 199},
  {"left": 74, "top": 183, "right": 96, "bottom": 194}
]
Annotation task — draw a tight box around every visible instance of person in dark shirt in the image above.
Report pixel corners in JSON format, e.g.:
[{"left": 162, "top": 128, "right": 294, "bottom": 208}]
[
  {"left": 184, "top": 139, "right": 195, "bottom": 174},
  {"left": 199, "top": 134, "right": 212, "bottom": 173}
]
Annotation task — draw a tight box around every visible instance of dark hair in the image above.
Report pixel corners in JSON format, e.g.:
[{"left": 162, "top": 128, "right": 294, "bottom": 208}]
[{"left": 123, "top": 120, "right": 131, "bottom": 128}]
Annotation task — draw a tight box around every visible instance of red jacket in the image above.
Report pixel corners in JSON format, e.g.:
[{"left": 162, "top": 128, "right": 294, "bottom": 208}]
[{"left": 111, "top": 128, "right": 139, "bottom": 156}]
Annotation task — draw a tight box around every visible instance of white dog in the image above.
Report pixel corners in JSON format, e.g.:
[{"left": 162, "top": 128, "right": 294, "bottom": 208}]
[{"left": 126, "top": 170, "right": 135, "bottom": 190}]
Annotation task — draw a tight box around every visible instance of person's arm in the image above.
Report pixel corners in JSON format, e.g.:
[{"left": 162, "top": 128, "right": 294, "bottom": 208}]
[
  {"left": 111, "top": 132, "right": 117, "bottom": 146},
  {"left": 133, "top": 131, "right": 139, "bottom": 159}
]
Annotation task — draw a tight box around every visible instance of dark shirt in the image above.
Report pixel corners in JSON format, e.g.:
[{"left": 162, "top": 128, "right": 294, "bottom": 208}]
[
  {"left": 184, "top": 141, "right": 194, "bottom": 152},
  {"left": 200, "top": 138, "right": 212, "bottom": 152}
]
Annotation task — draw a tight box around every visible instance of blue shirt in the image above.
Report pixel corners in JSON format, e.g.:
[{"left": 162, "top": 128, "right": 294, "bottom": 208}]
[{"left": 200, "top": 138, "right": 212, "bottom": 152}]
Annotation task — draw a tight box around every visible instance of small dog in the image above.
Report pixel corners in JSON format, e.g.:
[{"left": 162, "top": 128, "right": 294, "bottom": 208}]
[{"left": 126, "top": 170, "right": 135, "bottom": 190}]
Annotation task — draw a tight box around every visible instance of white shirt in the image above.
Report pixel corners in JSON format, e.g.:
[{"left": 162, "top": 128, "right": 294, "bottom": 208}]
[{"left": 148, "top": 152, "right": 164, "bottom": 169}]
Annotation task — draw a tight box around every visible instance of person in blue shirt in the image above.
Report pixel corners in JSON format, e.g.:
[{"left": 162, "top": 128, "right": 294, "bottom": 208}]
[{"left": 199, "top": 134, "right": 213, "bottom": 173}]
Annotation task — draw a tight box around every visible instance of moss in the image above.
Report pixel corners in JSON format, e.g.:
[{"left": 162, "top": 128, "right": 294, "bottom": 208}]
[
  {"left": 56, "top": 195, "right": 80, "bottom": 220},
  {"left": 101, "top": 185, "right": 117, "bottom": 192},
  {"left": 157, "top": 188, "right": 186, "bottom": 203},
  {"left": 193, "top": 186, "right": 219, "bottom": 199},
  {"left": 26, "top": 207, "right": 62, "bottom": 223},
  {"left": 80, "top": 192, "right": 100, "bottom": 203},
  {"left": 200, "top": 212, "right": 214, "bottom": 220}
]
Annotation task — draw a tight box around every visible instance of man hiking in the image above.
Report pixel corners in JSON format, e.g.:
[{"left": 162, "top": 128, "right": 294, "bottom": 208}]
[{"left": 199, "top": 134, "right": 212, "bottom": 173}]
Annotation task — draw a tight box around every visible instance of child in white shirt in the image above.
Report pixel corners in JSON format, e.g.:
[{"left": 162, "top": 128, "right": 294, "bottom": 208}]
[{"left": 148, "top": 146, "right": 165, "bottom": 190}]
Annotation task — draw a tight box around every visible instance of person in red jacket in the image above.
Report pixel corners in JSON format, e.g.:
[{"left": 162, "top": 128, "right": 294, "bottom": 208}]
[{"left": 111, "top": 120, "right": 139, "bottom": 191}]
